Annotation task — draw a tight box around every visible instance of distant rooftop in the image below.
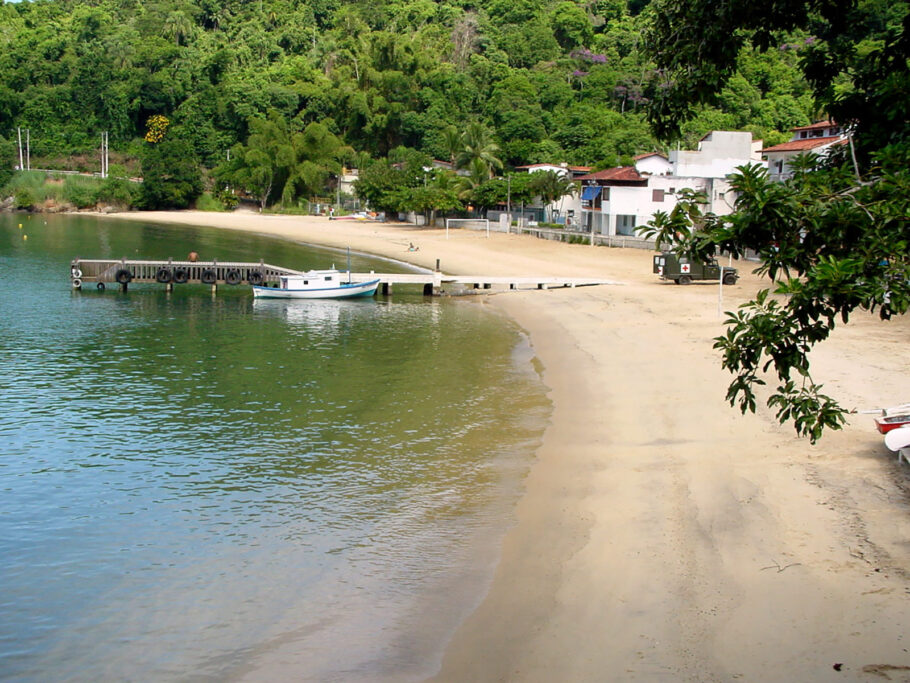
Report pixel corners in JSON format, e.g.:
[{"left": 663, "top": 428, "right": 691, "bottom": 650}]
[
  {"left": 576, "top": 166, "right": 644, "bottom": 182},
  {"left": 790, "top": 120, "right": 836, "bottom": 132},
  {"left": 762, "top": 137, "right": 846, "bottom": 153}
]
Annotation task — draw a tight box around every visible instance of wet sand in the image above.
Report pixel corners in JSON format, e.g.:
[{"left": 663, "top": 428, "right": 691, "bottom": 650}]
[{"left": 108, "top": 211, "right": 910, "bottom": 681}]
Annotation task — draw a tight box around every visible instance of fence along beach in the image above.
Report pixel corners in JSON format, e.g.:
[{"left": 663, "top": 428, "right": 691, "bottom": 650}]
[{"left": 106, "top": 210, "right": 910, "bottom": 680}]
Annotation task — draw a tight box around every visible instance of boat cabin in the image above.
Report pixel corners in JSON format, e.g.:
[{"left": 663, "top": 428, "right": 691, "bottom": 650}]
[{"left": 280, "top": 269, "right": 348, "bottom": 290}]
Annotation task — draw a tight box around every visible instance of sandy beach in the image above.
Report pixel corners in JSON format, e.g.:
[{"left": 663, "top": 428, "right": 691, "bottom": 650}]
[{"left": 109, "top": 211, "right": 910, "bottom": 681}]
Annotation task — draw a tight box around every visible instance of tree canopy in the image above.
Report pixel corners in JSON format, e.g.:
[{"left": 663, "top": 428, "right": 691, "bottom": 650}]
[
  {"left": 641, "top": 0, "right": 910, "bottom": 441},
  {"left": 1, "top": 0, "right": 822, "bottom": 200}
]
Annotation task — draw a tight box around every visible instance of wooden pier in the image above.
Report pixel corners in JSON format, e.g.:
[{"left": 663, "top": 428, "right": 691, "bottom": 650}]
[
  {"left": 69, "top": 258, "right": 619, "bottom": 296},
  {"left": 70, "top": 258, "right": 300, "bottom": 292}
]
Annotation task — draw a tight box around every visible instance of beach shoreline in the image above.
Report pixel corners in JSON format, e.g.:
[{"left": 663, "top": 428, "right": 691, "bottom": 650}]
[{"left": 104, "top": 210, "right": 910, "bottom": 681}]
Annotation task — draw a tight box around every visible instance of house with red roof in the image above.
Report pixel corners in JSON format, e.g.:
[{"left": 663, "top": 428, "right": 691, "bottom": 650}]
[
  {"left": 762, "top": 121, "right": 846, "bottom": 181},
  {"left": 561, "top": 131, "right": 764, "bottom": 237}
]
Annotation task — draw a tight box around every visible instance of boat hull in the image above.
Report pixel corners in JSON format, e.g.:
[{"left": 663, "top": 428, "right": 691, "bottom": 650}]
[
  {"left": 875, "top": 414, "right": 910, "bottom": 434},
  {"left": 251, "top": 279, "right": 379, "bottom": 299}
]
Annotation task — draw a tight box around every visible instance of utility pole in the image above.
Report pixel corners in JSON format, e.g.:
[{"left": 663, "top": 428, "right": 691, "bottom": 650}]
[
  {"left": 100, "top": 132, "right": 109, "bottom": 178},
  {"left": 26, "top": 129, "right": 30, "bottom": 171},
  {"left": 506, "top": 174, "right": 512, "bottom": 232},
  {"left": 17, "top": 127, "right": 23, "bottom": 171}
]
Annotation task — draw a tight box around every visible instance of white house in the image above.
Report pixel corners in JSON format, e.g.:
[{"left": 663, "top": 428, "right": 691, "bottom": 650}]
[
  {"left": 557, "top": 131, "right": 765, "bottom": 236},
  {"left": 761, "top": 121, "right": 846, "bottom": 181}
]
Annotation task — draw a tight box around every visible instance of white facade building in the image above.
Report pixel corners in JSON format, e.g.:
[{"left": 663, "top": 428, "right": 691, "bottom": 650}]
[
  {"left": 761, "top": 121, "right": 846, "bottom": 181},
  {"left": 553, "top": 131, "right": 764, "bottom": 237}
]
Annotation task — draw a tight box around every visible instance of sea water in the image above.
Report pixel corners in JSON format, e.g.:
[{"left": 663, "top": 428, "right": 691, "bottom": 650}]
[{"left": 0, "top": 214, "right": 550, "bottom": 681}]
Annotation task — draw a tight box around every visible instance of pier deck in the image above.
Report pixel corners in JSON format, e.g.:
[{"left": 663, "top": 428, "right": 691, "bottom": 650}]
[{"left": 69, "top": 258, "right": 620, "bottom": 295}]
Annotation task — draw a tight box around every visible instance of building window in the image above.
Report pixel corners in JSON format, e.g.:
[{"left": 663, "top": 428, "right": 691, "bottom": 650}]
[
  {"left": 800, "top": 131, "right": 808, "bottom": 138},
  {"left": 652, "top": 189, "right": 665, "bottom": 202}
]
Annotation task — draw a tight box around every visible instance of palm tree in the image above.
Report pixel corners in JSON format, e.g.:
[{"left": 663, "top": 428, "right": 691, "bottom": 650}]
[
  {"left": 455, "top": 122, "right": 503, "bottom": 178},
  {"left": 530, "top": 170, "right": 578, "bottom": 222},
  {"left": 441, "top": 125, "right": 462, "bottom": 165},
  {"left": 456, "top": 158, "right": 492, "bottom": 203},
  {"left": 164, "top": 11, "right": 194, "bottom": 46}
]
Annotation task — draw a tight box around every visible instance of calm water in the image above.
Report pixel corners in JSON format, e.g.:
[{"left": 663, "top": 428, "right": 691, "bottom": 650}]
[{"left": 0, "top": 214, "right": 550, "bottom": 681}]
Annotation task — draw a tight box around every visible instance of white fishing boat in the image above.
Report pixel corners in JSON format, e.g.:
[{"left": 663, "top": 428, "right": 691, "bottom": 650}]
[{"left": 252, "top": 269, "right": 380, "bottom": 299}]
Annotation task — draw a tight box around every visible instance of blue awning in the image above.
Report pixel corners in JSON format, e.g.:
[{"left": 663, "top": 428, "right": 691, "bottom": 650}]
[{"left": 581, "top": 185, "right": 602, "bottom": 201}]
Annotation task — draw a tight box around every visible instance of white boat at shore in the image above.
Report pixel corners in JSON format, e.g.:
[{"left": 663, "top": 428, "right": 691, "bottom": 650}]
[{"left": 252, "top": 269, "right": 380, "bottom": 299}]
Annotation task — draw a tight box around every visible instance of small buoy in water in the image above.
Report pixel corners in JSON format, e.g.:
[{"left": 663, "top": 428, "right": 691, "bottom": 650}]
[
  {"left": 23, "top": 234, "right": 28, "bottom": 240},
  {"left": 18, "top": 223, "right": 22, "bottom": 229}
]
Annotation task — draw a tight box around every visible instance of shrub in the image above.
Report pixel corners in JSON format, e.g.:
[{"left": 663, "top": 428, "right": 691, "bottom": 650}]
[
  {"left": 63, "top": 177, "right": 99, "bottom": 208},
  {"left": 14, "top": 187, "right": 36, "bottom": 210},
  {"left": 194, "top": 192, "right": 225, "bottom": 212}
]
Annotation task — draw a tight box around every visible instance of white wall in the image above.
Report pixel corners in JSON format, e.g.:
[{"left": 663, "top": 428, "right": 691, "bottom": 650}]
[
  {"left": 635, "top": 155, "right": 672, "bottom": 175},
  {"left": 670, "top": 131, "right": 766, "bottom": 178},
  {"left": 526, "top": 164, "right": 571, "bottom": 177}
]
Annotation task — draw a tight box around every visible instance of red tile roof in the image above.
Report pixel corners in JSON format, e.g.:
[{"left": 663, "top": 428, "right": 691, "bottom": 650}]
[
  {"left": 791, "top": 120, "right": 835, "bottom": 132},
  {"left": 762, "top": 136, "right": 846, "bottom": 153},
  {"left": 633, "top": 152, "right": 668, "bottom": 160},
  {"left": 576, "top": 166, "right": 645, "bottom": 182}
]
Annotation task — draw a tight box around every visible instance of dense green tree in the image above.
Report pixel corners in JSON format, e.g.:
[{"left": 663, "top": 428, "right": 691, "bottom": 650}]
[
  {"left": 219, "top": 111, "right": 289, "bottom": 210},
  {"left": 0, "top": 0, "right": 824, "bottom": 196},
  {"left": 642, "top": 0, "right": 910, "bottom": 441},
  {"left": 0, "top": 135, "right": 15, "bottom": 190},
  {"left": 280, "top": 121, "right": 352, "bottom": 203},
  {"left": 138, "top": 137, "right": 203, "bottom": 209}
]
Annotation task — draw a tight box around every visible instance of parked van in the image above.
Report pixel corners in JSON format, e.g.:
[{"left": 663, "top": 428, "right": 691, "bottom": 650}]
[{"left": 653, "top": 252, "right": 738, "bottom": 285}]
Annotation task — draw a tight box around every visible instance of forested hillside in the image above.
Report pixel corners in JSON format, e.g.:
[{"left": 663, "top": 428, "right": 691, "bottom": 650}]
[{"left": 0, "top": 0, "right": 817, "bottom": 207}]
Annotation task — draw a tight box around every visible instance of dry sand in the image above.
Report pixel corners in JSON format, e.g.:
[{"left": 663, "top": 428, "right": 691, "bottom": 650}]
[{"left": 109, "top": 211, "right": 910, "bottom": 681}]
